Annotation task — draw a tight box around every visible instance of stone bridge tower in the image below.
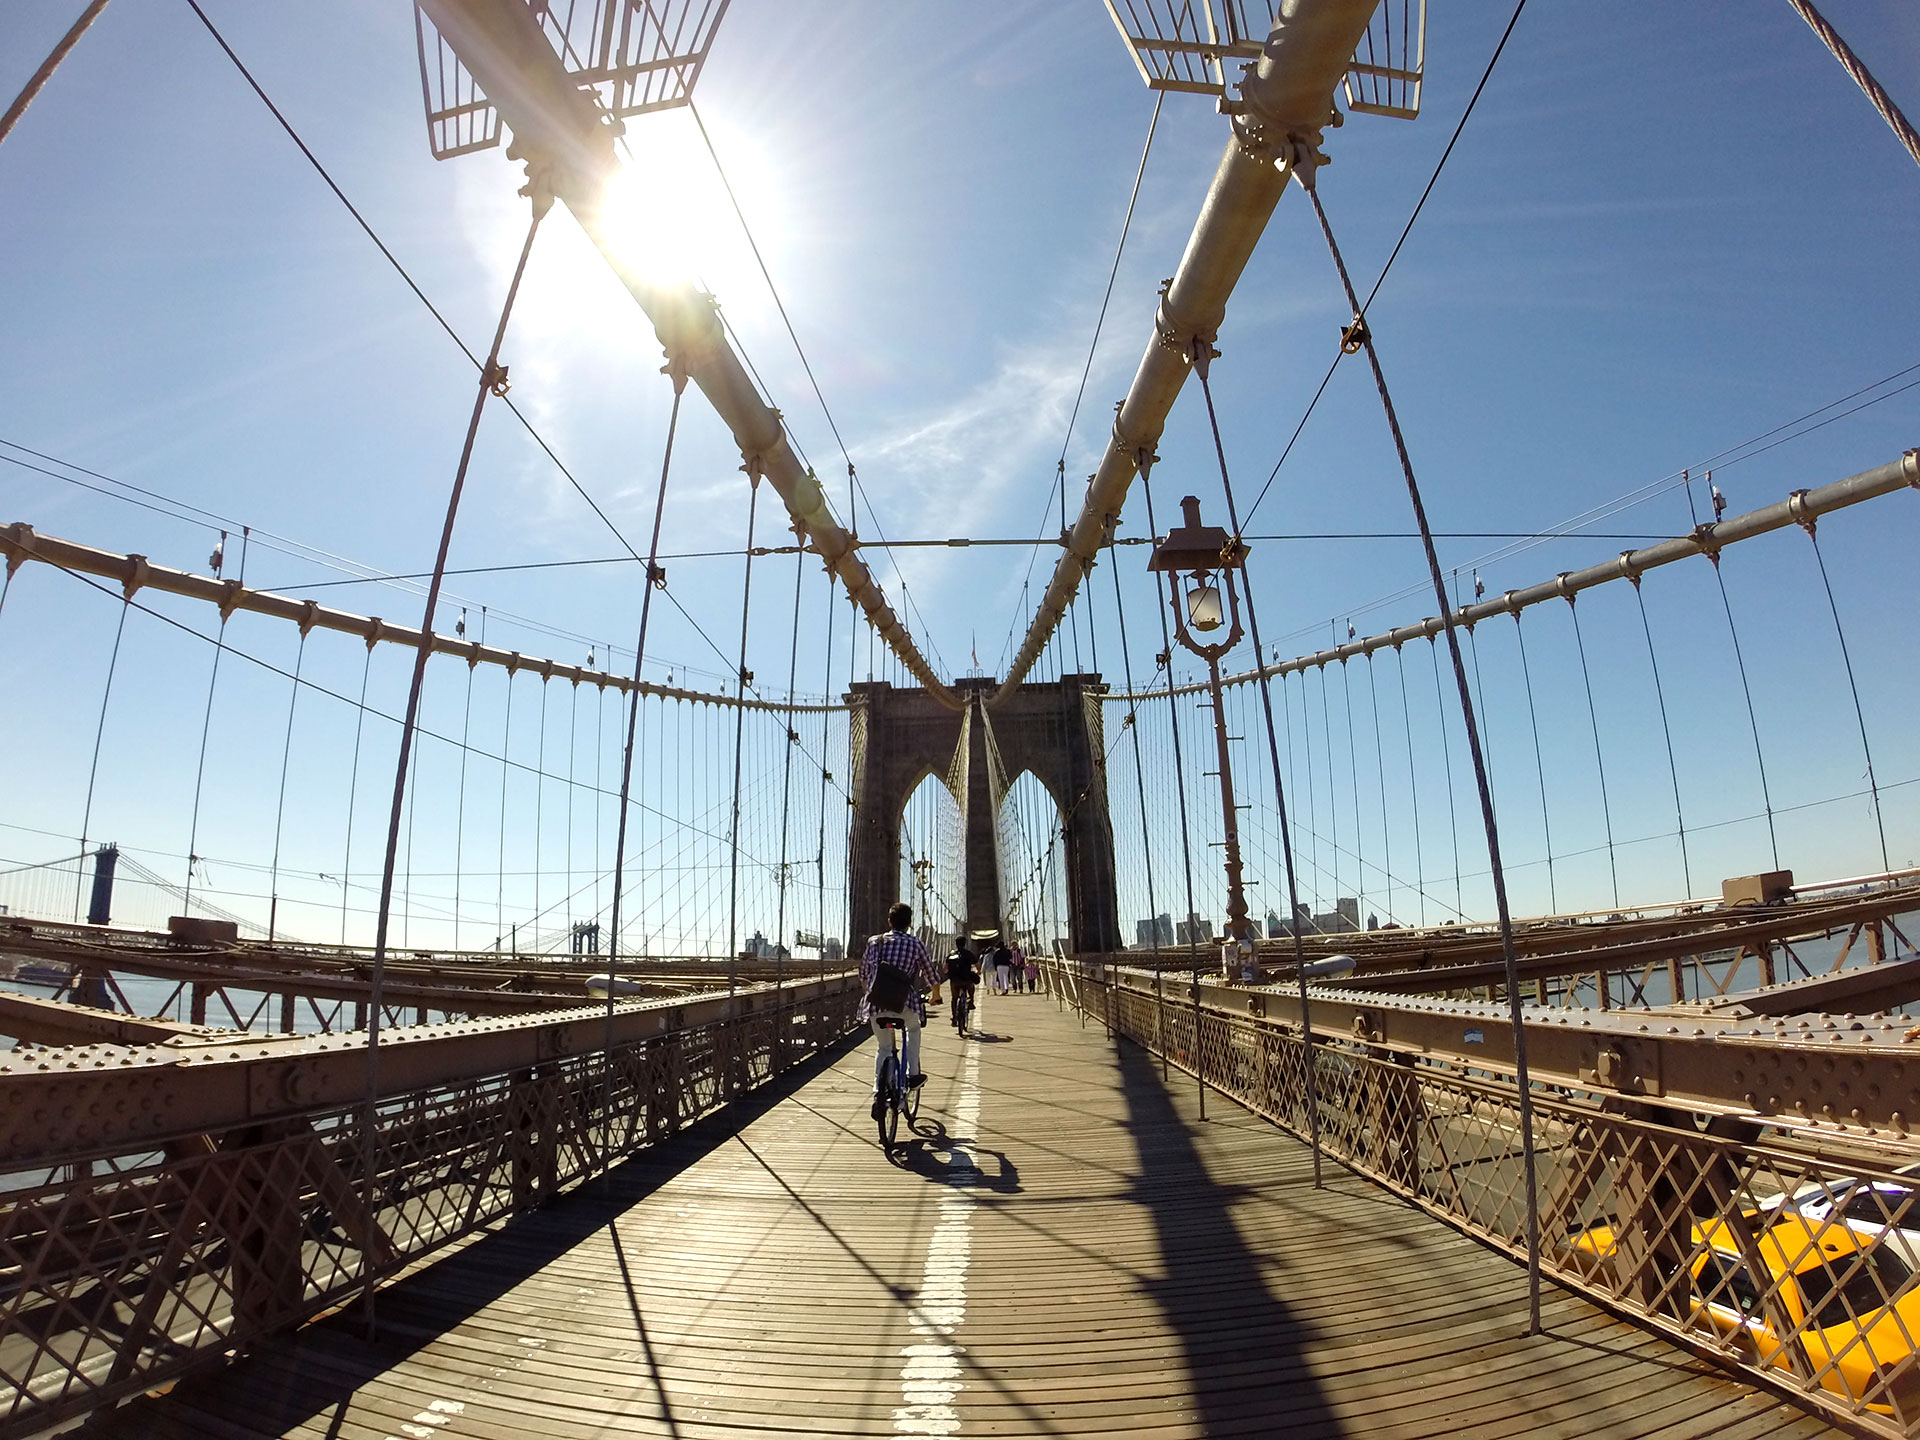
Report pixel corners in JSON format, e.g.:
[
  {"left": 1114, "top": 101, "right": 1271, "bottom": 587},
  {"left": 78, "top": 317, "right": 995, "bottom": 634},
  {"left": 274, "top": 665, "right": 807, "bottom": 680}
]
[{"left": 845, "top": 675, "right": 1121, "bottom": 955}]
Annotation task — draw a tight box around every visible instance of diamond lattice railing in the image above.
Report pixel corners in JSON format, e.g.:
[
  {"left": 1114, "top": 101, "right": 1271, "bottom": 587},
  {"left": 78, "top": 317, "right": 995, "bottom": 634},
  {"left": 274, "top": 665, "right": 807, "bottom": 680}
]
[
  {"left": 1054, "top": 955, "right": 1920, "bottom": 1436},
  {"left": 0, "top": 981, "right": 860, "bottom": 1438}
]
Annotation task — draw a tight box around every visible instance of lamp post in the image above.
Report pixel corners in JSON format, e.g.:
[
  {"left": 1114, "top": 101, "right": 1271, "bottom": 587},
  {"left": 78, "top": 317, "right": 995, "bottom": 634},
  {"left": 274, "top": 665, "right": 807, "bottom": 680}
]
[
  {"left": 1150, "top": 495, "right": 1256, "bottom": 979},
  {"left": 911, "top": 854, "right": 934, "bottom": 944}
]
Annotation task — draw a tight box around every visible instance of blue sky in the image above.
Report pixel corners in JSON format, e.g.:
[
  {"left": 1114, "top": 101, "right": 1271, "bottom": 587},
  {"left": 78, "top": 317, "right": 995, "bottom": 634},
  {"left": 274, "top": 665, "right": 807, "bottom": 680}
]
[{"left": 1, "top": 1, "right": 1916, "bottom": 946}]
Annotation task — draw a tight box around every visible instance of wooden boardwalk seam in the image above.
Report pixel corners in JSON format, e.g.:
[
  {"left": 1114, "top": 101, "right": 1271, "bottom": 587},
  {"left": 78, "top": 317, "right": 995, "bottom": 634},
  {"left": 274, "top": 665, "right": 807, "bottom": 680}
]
[{"left": 75, "top": 992, "right": 1842, "bottom": 1438}]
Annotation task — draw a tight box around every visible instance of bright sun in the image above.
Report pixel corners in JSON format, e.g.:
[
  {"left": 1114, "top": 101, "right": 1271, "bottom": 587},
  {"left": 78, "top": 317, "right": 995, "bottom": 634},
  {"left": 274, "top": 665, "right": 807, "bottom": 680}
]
[{"left": 591, "top": 109, "right": 776, "bottom": 294}]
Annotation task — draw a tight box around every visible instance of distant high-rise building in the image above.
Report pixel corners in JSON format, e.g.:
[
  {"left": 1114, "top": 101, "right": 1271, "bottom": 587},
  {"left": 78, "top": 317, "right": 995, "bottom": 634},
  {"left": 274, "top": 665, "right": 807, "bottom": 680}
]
[
  {"left": 1175, "top": 914, "right": 1215, "bottom": 946},
  {"left": 1135, "top": 913, "right": 1173, "bottom": 948},
  {"left": 1265, "top": 909, "right": 1283, "bottom": 938}
]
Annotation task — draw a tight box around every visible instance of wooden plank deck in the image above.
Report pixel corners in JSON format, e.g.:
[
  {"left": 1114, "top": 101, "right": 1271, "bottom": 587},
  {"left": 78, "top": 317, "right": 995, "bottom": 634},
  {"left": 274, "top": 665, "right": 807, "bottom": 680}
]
[{"left": 75, "top": 991, "right": 1841, "bottom": 1438}]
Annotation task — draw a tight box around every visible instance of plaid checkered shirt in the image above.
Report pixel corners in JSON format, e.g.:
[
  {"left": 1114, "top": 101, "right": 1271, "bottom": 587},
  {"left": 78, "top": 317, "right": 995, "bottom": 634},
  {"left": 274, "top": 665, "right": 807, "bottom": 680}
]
[{"left": 859, "top": 927, "right": 936, "bottom": 1022}]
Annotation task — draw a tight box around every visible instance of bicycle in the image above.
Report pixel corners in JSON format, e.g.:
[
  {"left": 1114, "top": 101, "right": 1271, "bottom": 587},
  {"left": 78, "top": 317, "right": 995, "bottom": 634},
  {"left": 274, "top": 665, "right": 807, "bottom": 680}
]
[
  {"left": 950, "top": 983, "right": 974, "bottom": 1035},
  {"left": 872, "top": 1013, "right": 921, "bottom": 1151}
]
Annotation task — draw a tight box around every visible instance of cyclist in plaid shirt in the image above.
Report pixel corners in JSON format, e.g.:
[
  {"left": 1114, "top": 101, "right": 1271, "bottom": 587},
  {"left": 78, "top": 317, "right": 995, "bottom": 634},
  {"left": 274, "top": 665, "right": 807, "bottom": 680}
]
[{"left": 861, "top": 901, "right": 937, "bottom": 1119}]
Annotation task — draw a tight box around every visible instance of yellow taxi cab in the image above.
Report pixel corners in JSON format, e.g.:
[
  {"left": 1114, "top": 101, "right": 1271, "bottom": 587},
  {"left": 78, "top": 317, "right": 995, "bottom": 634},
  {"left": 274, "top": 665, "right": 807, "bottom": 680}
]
[{"left": 1568, "top": 1214, "right": 1920, "bottom": 1415}]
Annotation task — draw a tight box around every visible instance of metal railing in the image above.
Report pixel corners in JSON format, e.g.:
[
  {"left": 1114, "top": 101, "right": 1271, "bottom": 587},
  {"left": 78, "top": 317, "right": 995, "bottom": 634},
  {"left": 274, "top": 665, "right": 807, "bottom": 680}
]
[
  {"left": 1051, "top": 955, "right": 1920, "bottom": 1435},
  {"left": 0, "top": 974, "right": 861, "bottom": 1437}
]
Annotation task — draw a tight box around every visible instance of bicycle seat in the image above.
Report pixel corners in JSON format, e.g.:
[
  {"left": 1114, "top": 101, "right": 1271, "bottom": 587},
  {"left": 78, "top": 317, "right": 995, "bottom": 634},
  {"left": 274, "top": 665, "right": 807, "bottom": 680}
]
[{"left": 873, "top": 1013, "right": 907, "bottom": 1029}]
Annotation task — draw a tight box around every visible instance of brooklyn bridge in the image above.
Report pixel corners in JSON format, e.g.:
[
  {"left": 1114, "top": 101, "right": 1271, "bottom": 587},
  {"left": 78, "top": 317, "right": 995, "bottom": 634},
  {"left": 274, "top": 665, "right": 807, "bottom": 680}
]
[{"left": 2, "top": 1, "right": 1918, "bottom": 1436}]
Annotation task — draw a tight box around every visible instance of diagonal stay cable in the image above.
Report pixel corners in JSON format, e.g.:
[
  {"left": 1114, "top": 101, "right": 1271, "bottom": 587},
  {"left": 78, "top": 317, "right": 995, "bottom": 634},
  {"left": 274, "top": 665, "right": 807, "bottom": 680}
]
[
  {"left": 183, "top": 1, "right": 644, "bottom": 567},
  {"left": 1000, "top": 91, "right": 1165, "bottom": 678},
  {"left": 1306, "top": 175, "right": 1541, "bottom": 1333},
  {"left": 1243, "top": 0, "right": 1529, "bottom": 528}
]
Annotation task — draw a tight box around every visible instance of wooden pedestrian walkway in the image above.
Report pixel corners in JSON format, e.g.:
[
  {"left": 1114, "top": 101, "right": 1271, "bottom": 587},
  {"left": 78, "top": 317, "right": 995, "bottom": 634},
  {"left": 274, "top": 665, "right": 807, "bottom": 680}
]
[{"left": 80, "top": 990, "right": 1839, "bottom": 1438}]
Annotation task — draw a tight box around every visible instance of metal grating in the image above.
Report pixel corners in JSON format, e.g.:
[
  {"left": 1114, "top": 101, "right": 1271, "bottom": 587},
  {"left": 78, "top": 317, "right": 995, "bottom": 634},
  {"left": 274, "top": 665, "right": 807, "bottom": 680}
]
[
  {"left": 1103, "top": 0, "right": 1423, "bottom": 118},
  {"left": 414, "top": 0, "right": 731, "bottom": 162}
]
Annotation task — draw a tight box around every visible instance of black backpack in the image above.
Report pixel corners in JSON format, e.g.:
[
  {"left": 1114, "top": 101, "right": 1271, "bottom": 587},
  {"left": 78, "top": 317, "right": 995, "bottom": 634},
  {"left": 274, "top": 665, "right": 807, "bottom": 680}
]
[{"left": 866, "top": 939, "right": 916, "bottom": 1012}]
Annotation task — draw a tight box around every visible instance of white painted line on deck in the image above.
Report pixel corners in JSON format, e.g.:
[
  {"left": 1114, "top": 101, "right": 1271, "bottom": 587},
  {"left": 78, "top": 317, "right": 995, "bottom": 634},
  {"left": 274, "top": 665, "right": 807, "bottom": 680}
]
[{"left": 893, "top": 1040, "right": 982, "bottom": 1436}]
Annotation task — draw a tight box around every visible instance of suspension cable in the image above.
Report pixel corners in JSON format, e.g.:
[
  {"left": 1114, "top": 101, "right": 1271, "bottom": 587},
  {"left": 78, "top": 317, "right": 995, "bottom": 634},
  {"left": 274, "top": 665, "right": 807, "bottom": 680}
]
[
  {"left": 725, "top": 480, "right": 762, "bottom": 999},
  {"left": 1701, "top": 499, "right": 1780, "bottom": 869},
  {"left": 1318, "top": 663, "right": 1339, "bottom": 911},
  {"left": 1427, "top": 637, "right": 1462, "bottom": 917},
  {"left": 496, "top": 668, "right": 515, "bottom": 948},
  {"left": 267, "top": 628, "right": 308, "bottom": 941},
  {"left": 1366, "top": 652, "right": 1394, "bottom": 924},
  {"left": 1788, "top": 0, "right": 1920, "bottom": 170},
  {"left": 362, "top": 200, "right": 546, "bottom": 1334},
  {"left": 1510, "top": 609, "right": 1557, "bottom": 913},
  {"left": 1138, "top": 458, "right": 1209, "bottom": 1119},
  {"left": 1306, "top": 180, "right": 1541, "bottom": 1332},
  {"left": 74, "top": 595, "right": 132, "bottom": 923},
  {"left": 0, "top": 0, "right": 110, "bottom": 148},
  {"left": 1339, "top": 649, "right": 1365, "bottom": 923},
  {"left": 1394, "top": 645, "right": 1427, "bottom": 927},
  {"left": 1107, "top": 533, "right": 1171, "bottom": 1081},
  {"left": 608, "top": 365, "right": 688, "bottom": 1044},
  {"left": 1801, "top": 515, "right": 1892, "bottom": 870},
  {"left": 818, "top": 566, "right": 837, "bottom": 989},
  {"left": 772, "top": 543, "right": 806, "bottom": 1016},
  {"left": 1193, "top": 351, "right": 1326, "bottom": 1182},
  {"left": 183, "top": 526, "right": 247, "bottom": 913},
  {"left": 452, "top": 608, "right": 481, "bottom": 948},
  {"left": 1563, "top": 595, "right": 1620, "bottom": 909},
  {"left": 1630, "top": 576, "right": 1693, "bottom": 897},
  {"left": 341, "top": 642, "right": 374, "bottom": 945},
  {"left": 534, "top": 674, "right": 549, "bottom": 943}
]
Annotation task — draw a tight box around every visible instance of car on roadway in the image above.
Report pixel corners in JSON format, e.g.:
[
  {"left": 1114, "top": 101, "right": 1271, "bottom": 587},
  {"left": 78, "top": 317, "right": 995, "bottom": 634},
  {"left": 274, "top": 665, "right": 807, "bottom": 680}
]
[
  {"left": 1769, "top": 1165, "right": 1920, "bottom": 1271},
  {"left": 1566, "top": 1214, "right": 1920, "bottom": 1415}
]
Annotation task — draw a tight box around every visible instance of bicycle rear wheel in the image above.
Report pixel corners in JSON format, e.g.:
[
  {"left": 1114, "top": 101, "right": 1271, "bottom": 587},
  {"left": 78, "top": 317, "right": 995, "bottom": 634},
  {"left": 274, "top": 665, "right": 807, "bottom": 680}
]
[
  {"left": 878, "top": 1052, "right": 901, "bottom": 1151},
  {"left": 905, "top": 1072, "right": 922, "bottom": 1126}
]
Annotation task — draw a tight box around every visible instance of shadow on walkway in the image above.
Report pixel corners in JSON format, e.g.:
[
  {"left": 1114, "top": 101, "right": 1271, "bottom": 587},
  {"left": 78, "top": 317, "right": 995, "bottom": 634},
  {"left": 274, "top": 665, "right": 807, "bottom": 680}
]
[
  {"left": 74, "top": 1036, "right": 866, "bottom": 1438},
  {"left": 1116, "top": 1038, "right": 1346, "bottom": 1438}
]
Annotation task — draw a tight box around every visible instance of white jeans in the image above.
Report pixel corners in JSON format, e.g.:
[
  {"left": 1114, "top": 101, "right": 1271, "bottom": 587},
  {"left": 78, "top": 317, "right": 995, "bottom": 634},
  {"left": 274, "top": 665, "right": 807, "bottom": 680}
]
[{"left": 871, "top": 1011, "right": 921, "bottom": 1091}]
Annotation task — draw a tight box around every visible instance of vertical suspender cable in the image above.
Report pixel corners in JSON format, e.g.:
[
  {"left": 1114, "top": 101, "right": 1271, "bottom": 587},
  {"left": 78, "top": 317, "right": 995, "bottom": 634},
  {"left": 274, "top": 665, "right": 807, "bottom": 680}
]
[
  {"left": 183, "top": 526, "right": 246, "bottom": 914},
  {"left": 1564, "top": 594, "right": 1620, "bottom": 909},
  {"left": 497, "top": 668, "right": 515, "bottom": 947},
  {"left": 1366, "top": 653, "right": 1393, "bottom": 924},
  {"left": 1511, "top": 610, "right": 1557, "bottom": 913},
  {"left": 534, "top": 673, "right": 549, "bottom": 942},
  {"left": 1392, "top": 646, "right": 1428, "bottom": 926},
  {"left": 1318, "top": 665, "right": 1338, "bottom": 912},
  {"left": 1801, "top": 513, "right": 1892, "bottom": 870},
  {"left": 608, "top": 366, "right": 686, "bottom": 1040},
  {"left": 1139, "top": 457, "right": 1207, "bottom": 1119},
  {"left": 1341, "top": 651, "right": 1364, "bottom": 924},
  {"left": 75, "top": 596, "right": 132, "bottom": 922},
  {"left": 267, "top": 627, "right": 308, "bottom": 941},
  {"left": 595, "top": 644, "right": 606, "bottom": 939},
  {"left": 1702, "top": 524, "right": 1780, "bottom": 869},
  {"left": 725, "top": 479, "right": 762, "bottom": 999},
  {"left": 567, "top": 670, "right": 578, "bottom": 938},
  {"left": 1299, "top": 664, "right": 1320, "bottom": 912},
  {"left": 1630, "top": 576, "right": 1692, "bottom": 896},
  {"left": 818, "top": 567, "right": 836, "bottom": 991},
  {"left": 1193, "top": 353, "right": 1325, "bottom": 1182},
  {"left": 454, "top": 608, "right": 482, "bottom": 950},
  {"left": 1106, "top": 538, "right": 1171, "bottom": 1080},
  {"left": 341, "top": 642, "right": 374, "bottom": 945},
  {"left": 1306, "top": 181, "right": 1541, "bottom": 1332},
  {"left": 363, "top": 200, "right": 545, "bottom": 1334},
  {"left": 1428, "top": 638, "right": 1462, "bottom": 918}
]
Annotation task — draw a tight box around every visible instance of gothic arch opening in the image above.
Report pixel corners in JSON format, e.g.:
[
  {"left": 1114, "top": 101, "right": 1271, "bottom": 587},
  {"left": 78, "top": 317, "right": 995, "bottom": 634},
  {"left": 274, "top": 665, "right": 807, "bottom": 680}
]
[
  {"left": 897, "top": 769, "right": 965, "bottom": 955},
  {"left": 997, "top": 769, "right": 1068, "bottom": 956}
]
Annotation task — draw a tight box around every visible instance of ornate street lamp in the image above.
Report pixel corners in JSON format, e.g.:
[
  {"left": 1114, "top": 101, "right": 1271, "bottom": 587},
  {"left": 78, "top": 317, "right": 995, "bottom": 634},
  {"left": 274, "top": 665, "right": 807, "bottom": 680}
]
[{"left": 1149, "top": 495, "right": 1256, "bottom": 978}]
